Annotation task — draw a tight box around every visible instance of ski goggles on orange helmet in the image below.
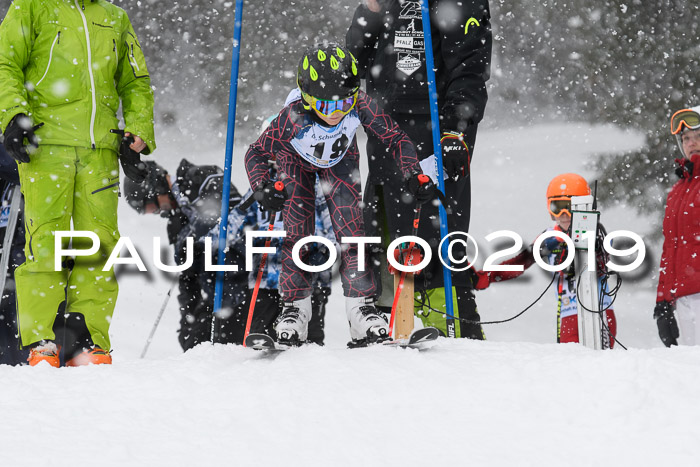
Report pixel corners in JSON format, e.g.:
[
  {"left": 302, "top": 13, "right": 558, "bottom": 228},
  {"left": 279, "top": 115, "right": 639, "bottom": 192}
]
[
  {"left": 303, "top": 92, "right": 358, "bottom": 117},
  {"left": 671, "top": 108, "right": 700, "bottom": 135},
  {"left": 548, "top": 197, "right": 572, "bottom": 218}
]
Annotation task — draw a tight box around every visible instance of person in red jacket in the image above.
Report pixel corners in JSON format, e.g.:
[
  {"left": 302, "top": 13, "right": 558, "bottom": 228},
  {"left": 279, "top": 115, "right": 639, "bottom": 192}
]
[
  {"left": 473, "top": 173, "right": 617, "bottom": 347},
  {"left": 654, "top": 105, "right": 700, "bottom": 346}
]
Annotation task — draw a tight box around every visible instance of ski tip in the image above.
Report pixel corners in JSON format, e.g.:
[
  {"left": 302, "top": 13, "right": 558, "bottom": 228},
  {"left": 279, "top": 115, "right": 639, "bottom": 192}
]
[
  {"left": 245, "top": 333, "right": 277, "bottom": 351},
  {"left": 408, "top": 327, "right": 440, "bottom": 345}
]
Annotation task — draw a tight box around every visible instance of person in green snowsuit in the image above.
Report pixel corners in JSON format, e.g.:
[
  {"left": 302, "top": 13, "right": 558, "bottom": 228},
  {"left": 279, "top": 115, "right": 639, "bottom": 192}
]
[{"left": 0, "top": 0, "right": 155, "bottom": 364}]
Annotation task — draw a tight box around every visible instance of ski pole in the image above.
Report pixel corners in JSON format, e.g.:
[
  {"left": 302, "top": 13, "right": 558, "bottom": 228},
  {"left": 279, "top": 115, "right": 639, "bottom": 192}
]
[
  {"left": 242, "top": 181, "right": 285, "bottom": 347},
  {"left": 389, "top": 174, "right": 430, "bottom": 338},
  {"left": 237, "top": 190, "right": 258, "bottom": 212},
  {"left": 140, "top": 277, "right": 178, "bottom": 359},
  {"left": 420, "top": 0, "right": 455, "bottom": 335},
  {"left": 213, "top": 0, "right": 246, "bottom": 327},
  {"left": 0, "top": 186, "right": 21, "bottom": 309}
]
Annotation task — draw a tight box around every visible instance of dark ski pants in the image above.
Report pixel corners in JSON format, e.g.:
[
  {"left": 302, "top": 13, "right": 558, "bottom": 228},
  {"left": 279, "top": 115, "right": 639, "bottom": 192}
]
[
  {"left": 365, "top": 113, "right": 484, "bottom": 339},
  {"left": 308, "top": 287, "right": 330, "bottom": 346},
  {"left": 365, "top": 113, "right": 479, "bottom": 290},
  {"left": 178, "top": 287, "right": 328, "bottom": 348}
]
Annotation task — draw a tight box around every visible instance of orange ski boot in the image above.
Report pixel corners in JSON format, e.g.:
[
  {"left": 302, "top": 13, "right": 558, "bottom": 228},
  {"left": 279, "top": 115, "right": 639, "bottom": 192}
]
[
  {"left": 27, "top": 342, "right": 60, "bottom": 368},
  {"left": 66, "top": 347, "right": 112, "bottom": 367}
]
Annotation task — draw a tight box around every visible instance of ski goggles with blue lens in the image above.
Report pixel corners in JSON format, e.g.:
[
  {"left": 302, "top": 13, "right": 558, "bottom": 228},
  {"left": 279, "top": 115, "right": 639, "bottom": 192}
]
[
  {"left": 671, "top": 108, "right": 700, "bottom": 135},
  {"left": 303, "top": 92, "right": 358, "bottom": 117}
]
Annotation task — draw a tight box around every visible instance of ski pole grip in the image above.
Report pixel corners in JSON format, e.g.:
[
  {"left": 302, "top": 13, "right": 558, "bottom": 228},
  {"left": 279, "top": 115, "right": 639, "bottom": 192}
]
[
  {"left": 238, "top": 193, "right": 256, "bottom": 211},
  {"left": 110, "top": 128, "right": 134, "bottom": 145},
  {"left": 238, "top": 181, "right": 285, "bottom": 212},
  {"left": 267, "top": 182, "right": 286, "bottom": 215},
  {"left": 417, "top": 174, "right": 430, "bottom": 185}
]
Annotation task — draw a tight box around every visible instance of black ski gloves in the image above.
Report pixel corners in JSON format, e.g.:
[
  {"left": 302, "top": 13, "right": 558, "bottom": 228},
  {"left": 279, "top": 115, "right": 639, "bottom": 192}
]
[
  {"left": 654, "top": 300, "right": 679, "bottom": 347},
  {"left": 441, "top": 131, "right": 470, "bottom": 182},
  {"left": 3, "top": 114, "right": 43, "bottom": 163},
  {"left": 407, "top": 173, "right": 438, "bottom": 205},
  {"left": 112, "top": 129, "right": 148, "bottom": 183},
  {"left": 166, "top": 210, "right": 189, "bottom": 245},
  {"left": 253, "top": 180, "right": 288, "bottom": 212}
]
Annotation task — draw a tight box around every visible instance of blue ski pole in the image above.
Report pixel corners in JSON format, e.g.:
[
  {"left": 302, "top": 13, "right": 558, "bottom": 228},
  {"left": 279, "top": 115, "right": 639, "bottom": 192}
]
[
  {"left": 212, "top": 0, "right": 245, "bottom": 342},
  {"left": 420, "top": 0, "right": 456, "bottom": 336}
]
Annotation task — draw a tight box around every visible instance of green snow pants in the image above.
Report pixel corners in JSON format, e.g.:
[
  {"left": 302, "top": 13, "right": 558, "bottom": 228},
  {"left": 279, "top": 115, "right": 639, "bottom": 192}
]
[
  {"left": 15, "top": 145, "right": 120, "bottom": 351},
  {"left": 416, "top": 286, "right": 486, "bottom": 339}
]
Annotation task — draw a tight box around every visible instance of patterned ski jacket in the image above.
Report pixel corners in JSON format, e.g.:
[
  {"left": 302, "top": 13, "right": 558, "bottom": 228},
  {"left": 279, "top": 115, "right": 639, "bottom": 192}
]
[
  {"left": 0, "top": 0, "right": 155, "bottom": 153},
  {"left": 656, "top": 154, "right": 700, "bottom": 304},
  {"left": 244, "top": 89, "right": 420, "bottom": 190},
  {"left": 346, "top": 0, "right": 492, "bottom": 132}
]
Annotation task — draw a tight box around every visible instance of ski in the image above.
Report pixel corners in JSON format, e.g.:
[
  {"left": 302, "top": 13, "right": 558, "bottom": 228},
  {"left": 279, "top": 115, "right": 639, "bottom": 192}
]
[
  {"left": 347, "top": 327, "right": 440, "bottom": 349},
  {"left": 244, "top": 333, "right": 289, "bottom": 352},
  {"left": 248, "top": 327, "right": 439, "bottom": 351},
  {"left": 382, "top": 327, "right": 440, "bottom": 349}
]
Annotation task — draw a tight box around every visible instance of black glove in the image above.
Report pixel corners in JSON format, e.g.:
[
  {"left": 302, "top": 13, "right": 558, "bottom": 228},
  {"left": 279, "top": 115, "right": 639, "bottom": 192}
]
[
  {"left": 3, "top": 114, "right": 43, "bottom": 163},
  {"left": 253, "top": 180, "right": 288, "bottom": 212},
  {"left": 166, "top": 209, "right": 189, "bottom": 245},
  {"left": 112, "top": 129, "right": 148, "bottom": 183},
  {"left": 654, "top": 301, "right": 679, "bottom": 347},
  {"left": 441, "top": 130, "right": 470, "bottom": 181},
  {"left": 407, "top": 173, "right": 438, "bottom": 205}
]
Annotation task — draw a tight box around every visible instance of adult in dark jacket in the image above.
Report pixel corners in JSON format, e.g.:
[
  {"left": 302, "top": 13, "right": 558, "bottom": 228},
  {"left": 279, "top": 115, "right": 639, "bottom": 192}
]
[
  {"left": 654, "top": 105, "right": 700, "bottom": 346},
  {"left": 346, "top": 0, "right": 492, "bottom": 338}
]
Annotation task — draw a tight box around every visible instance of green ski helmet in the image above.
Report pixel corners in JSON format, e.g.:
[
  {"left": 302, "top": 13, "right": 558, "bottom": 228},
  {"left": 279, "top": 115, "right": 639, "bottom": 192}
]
[{"left": 297, "top": 42, "right": 360, "bottom": 113}]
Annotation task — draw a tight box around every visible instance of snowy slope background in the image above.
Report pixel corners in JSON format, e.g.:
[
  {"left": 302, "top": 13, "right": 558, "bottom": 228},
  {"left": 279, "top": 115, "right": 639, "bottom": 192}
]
[{"left": 3, "top": 122, "right": 699, "bottom": 466}]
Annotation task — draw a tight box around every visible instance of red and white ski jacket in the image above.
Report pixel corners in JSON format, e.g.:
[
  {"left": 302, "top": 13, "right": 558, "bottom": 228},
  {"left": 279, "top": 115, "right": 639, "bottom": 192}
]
[{"left": 656, "top": 153, "right": 700, "bottom": 304}]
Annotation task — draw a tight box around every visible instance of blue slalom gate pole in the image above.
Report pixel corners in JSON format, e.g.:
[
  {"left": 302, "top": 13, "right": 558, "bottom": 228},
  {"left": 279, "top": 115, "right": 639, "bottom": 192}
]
[
  {"left": 420, "top": 0, "right": 456, "bottom": 336},
  {"left": 212, "top": 0, "right": 245, "bottom": 340}
]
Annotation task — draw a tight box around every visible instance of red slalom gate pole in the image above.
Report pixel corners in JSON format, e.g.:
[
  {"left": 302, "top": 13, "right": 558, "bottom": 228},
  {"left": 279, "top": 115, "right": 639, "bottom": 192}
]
[{"left": 242, "top": 181, "right": 285, "bottom": 347}]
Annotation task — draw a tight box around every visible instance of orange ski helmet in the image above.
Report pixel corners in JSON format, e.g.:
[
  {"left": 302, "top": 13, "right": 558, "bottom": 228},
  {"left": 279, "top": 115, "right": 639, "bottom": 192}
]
[{"left": 546, "top": 173, "right": 590, "bottom": 218}]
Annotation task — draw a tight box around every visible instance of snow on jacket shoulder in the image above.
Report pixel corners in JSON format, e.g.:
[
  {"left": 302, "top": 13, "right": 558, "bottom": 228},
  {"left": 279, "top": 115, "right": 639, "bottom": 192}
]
[
  {"left": 656, "top": 154, "right": 700, "bottom": 303},
  {"left": 0, "top": 0, "right": 155, "bottom": 153}
]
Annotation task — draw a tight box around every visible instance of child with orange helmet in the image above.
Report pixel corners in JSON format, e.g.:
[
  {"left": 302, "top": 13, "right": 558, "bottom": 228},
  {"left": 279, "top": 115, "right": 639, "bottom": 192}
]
[{"left": 472, "top": 173, "right": 617, "bottom": 347}]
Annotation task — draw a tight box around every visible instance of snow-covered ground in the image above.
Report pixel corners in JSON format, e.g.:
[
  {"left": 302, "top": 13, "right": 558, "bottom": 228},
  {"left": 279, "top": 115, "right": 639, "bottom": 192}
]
[{"left": 2, "top": 123, "right": 693, "bottom": 466}]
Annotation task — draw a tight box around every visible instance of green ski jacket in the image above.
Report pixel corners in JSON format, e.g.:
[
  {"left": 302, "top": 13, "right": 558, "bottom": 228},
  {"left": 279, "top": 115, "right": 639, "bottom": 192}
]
[{"left": 0, "top": 0, "right": 155, "bottom": 153}]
